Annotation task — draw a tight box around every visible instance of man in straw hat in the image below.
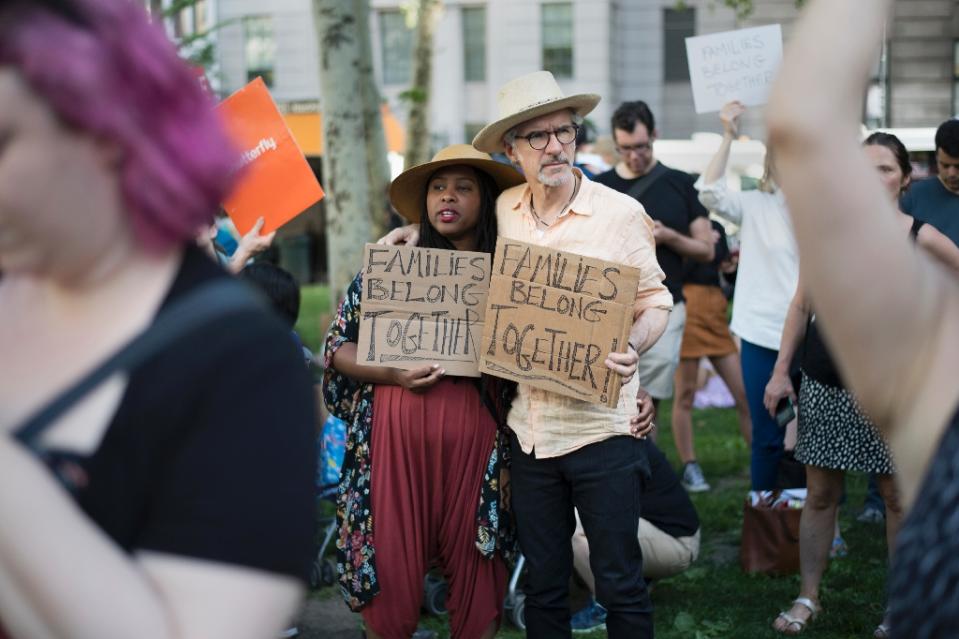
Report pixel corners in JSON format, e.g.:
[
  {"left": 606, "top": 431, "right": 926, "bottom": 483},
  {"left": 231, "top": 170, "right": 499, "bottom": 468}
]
[{"left": 383, "top": 70, "right": 672, "bottom": 636}]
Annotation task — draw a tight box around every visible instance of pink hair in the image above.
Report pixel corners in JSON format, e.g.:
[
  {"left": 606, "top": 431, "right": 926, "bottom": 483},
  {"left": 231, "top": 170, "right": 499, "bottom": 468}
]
[{"left": 0, "top": 0, "right": 238, "bottom": 252}]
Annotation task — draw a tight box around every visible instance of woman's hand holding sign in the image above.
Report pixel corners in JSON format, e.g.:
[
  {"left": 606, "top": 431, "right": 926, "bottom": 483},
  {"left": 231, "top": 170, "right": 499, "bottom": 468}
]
[
  {"left": 391, "top": 364, "right": 446, "bottom": 394},
  {"left": 631, "top": 387, "right": 656, "bottom": 439}
]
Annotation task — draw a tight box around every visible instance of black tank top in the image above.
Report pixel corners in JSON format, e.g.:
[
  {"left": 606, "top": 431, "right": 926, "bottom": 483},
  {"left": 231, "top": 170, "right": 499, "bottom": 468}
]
[{"left": 888, "top": 405, "right": 959, "bottom": 638}]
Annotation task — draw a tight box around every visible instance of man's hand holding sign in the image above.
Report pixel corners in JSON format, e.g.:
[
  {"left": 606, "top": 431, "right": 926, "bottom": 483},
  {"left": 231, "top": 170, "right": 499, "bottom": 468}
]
[{"left": 480, "top": 238, "right": 642, "bottom": 407}]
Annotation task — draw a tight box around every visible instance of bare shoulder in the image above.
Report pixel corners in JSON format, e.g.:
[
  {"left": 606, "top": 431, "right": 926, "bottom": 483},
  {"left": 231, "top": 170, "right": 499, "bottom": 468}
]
[{"left": 918, "top": 222, "right": 953, "bottom": 249}]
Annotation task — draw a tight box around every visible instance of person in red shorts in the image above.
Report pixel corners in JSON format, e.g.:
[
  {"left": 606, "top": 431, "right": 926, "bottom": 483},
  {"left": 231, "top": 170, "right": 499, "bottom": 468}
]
[{"left": 323, "top": 145, "right": 524, "bottom": 639}]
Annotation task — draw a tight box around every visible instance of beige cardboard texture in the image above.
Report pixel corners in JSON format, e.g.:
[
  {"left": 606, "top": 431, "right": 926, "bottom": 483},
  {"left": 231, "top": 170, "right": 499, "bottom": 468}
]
[
  {"left": 356, "top": 243, "right": 491, "bottom": 377},
  {"left": 480, "top": 238, "right": 641, "bottom": 407}
]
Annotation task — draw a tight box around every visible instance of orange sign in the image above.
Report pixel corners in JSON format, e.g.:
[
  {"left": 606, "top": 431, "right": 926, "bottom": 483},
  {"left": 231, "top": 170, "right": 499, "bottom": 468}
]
[{"left": 217, "top": 77, "right": 325, "bottom": 235}]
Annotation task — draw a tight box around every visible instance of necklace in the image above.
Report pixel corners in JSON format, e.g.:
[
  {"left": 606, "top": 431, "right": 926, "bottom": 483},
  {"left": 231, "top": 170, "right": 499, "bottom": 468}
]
[{"left": 530, "top": 176, "right": 579, "bottom": 228}]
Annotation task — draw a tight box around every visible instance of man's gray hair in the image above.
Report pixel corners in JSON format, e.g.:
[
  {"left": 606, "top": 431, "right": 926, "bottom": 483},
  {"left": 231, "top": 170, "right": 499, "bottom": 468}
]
[{"left": 503, "top": 109, "right": 584, "bottom": 147}]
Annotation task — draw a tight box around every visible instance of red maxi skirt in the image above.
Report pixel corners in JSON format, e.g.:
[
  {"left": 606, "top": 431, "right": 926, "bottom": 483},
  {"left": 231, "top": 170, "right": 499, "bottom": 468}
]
[{"left": 362, "top": 377, "right": 507, "bottom": 639}]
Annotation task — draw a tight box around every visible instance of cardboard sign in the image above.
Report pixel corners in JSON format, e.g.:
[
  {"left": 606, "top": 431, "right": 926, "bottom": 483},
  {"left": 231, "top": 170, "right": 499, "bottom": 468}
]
[
  {"left": 685, "top": 24, "right": 783, "bottom": 114},
  {"left": 356, "top": 243, "right": 491, "bottom": 377},
  {"left": 217, "top": 77, "right": 325, "bottom": 235},
  {"left": 480, "top": 238, "right": 641, "bottom": 407}
]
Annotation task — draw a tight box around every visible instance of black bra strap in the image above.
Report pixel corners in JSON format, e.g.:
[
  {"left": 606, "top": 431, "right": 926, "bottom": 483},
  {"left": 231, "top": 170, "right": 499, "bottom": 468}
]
[{"left": 909, "top": 217, "right": 925, "bottom": 241}]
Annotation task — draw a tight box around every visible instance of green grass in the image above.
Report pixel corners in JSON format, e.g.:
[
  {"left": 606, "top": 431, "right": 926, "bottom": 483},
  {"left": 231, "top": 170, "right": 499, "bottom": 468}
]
[
  {"left": 306, "top": 283, "right": 890, "bottom": 637},
  {"left": 296, "top": 284, "right": 332, "bottom": 355},
  {"left": 417, "top": 403, "right": 889, "bottom": 639}
]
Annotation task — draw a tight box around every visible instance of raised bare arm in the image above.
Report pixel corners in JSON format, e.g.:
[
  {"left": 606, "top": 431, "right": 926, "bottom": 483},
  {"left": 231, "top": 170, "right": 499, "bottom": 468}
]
[{"left": 766, "top": 0, "right": 959, "bottom": 505}]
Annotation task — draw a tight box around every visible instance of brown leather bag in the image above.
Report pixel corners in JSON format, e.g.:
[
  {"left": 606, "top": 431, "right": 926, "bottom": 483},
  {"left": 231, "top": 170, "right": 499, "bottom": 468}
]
[{"left": 740, "top": 495, "right": 802, "bottom": 574}]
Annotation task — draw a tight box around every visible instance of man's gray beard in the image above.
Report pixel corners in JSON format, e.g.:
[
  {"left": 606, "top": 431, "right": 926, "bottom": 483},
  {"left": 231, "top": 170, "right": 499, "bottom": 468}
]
[{"left": 538, "top": 166, "right": 572, "bottom": 187}]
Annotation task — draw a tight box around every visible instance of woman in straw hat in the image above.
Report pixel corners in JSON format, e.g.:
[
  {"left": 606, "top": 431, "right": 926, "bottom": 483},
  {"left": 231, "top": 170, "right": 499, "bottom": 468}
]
[{"left": 323, "top": 145, "right": 524, "bottom": 638}]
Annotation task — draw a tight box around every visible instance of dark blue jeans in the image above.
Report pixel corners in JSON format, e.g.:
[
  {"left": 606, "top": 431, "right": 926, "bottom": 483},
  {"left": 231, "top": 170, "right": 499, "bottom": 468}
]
[
  {"left": 741, "top": 339, "right": 786, "bottom": 490},
  {"left": 509, "top": 432, "right": 652, "bottom": 638}
]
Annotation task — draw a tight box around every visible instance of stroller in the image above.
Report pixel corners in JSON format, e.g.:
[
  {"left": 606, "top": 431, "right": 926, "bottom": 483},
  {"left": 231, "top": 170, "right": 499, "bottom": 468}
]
[
  {"left": 311, "top": 414, "right": 346, "bottom": 590},
  {"left": 503, "top": 553, "right": 528, "bottom": 629}
]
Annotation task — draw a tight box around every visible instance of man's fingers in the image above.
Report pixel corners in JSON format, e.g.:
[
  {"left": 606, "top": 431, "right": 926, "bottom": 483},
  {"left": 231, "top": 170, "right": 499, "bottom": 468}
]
[
  {"left": 604, "top": 359, "right": 633, "bottom": 376},
  {"left": 376, "top": 229, "right": 401, "bottom": 245},
  {"left": 251, "top": 217, "right": 265, "bottom": 234}
]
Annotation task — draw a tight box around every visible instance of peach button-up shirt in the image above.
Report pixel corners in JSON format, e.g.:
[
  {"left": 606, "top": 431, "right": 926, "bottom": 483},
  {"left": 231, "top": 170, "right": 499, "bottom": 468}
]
[{"left": 497, "top": 169, "right": 673, "bottom": 459}]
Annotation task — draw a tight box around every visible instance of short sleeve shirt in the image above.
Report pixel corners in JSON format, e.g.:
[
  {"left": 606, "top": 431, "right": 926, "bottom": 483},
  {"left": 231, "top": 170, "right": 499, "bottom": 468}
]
[{"left": 900, "top": 177, "right": 959, "bottom": 247}]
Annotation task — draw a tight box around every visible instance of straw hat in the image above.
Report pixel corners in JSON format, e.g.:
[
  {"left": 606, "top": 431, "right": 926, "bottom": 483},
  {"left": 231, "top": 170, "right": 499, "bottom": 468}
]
[
  {"left": 472, "top": 71, "right": 600, "bottom": 153},
  {"left": 389, "top": 144, "right": 524, "bottom": 223}
]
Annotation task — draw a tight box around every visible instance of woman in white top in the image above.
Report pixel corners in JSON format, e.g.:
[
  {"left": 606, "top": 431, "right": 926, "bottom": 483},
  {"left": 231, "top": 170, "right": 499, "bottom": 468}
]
[{"left": 696, "top": 101, "right": 799, "bottom": 490}]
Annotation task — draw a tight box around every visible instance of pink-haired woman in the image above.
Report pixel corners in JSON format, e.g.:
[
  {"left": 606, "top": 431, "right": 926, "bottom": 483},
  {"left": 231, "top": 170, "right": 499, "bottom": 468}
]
[{"left": 0, "top": 1, "right": 316, "bottom": 637}]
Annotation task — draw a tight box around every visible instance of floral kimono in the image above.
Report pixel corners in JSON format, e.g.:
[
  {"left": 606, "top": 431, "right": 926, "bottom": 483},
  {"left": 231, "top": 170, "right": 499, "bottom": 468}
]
[{"left": 323, "top": 272, "right": 515, "bottom": 611}]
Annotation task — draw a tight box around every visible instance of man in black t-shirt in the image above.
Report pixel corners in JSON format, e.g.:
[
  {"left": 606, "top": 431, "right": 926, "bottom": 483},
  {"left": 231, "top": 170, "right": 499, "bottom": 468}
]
[{"left": 594, "top": 102, "right": 715, "bottom": 426}]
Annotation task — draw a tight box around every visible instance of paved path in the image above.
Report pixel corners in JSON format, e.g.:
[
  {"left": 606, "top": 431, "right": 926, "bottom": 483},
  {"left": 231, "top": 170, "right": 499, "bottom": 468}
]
[{"left": 296, "top": 592, "right": 362, "bottom": 639}]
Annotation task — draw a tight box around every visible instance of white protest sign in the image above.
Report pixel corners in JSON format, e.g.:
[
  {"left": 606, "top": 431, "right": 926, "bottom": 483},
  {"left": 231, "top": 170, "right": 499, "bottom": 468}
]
[{"left": 685, "top": 24, "right": 783, "bottom": 114}]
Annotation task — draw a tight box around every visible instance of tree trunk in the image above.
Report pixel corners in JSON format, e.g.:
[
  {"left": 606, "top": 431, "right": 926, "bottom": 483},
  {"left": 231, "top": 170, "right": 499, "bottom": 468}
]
[
  {"left": 355, "top": 0, "right": 393, "bottom": 239},
  {"left": 313, "top": 0, "right": 375, "bottom": 301},
  {"left": 403, "top": 0, "right": 440, "bottom": 170}
]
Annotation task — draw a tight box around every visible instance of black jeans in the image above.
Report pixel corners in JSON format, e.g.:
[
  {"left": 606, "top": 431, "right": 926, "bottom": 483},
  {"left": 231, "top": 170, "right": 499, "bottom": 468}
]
[{"left": 510, "top": 432, "right": 653, "bottom": 638}]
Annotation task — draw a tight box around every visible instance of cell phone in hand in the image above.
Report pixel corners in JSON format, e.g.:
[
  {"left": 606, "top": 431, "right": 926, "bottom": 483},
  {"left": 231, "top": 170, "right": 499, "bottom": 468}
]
[{"left": 775, "top": 397, "right": 796, "bottom": 428}]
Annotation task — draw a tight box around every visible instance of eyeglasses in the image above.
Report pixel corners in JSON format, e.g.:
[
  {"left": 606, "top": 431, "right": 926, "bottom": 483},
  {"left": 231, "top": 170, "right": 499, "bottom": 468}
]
[
  {"left": 514, "top": 124, "right": 579, "bottom": 151},
  {"left": 615, "top": 142, "right": 653, "bottom": 155}
]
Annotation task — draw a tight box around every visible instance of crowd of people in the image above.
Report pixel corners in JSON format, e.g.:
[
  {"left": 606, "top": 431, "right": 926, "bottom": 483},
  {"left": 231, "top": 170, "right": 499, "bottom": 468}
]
[{"left": 3, "top": 0, "right": 959, "bottom": 639}]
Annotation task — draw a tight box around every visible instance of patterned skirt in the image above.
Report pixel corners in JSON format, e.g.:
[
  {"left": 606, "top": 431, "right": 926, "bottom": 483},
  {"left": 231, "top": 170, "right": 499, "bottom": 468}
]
[{"left": 794, "top": 372, "right": 895, "bottom": 474}]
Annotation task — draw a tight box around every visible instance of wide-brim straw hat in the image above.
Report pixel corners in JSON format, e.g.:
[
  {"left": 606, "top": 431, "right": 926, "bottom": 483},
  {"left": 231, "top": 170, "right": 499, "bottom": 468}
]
[
  {"left": 389, "top": 144, "right": 524, "bottom": 223},
  {"left": 472, "top": 71, "right": 600, "bottom": 153}
]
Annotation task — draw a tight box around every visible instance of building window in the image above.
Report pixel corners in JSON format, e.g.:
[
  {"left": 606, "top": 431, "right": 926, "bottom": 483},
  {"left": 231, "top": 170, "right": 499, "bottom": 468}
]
[
  {"left": 663, "top": 8, "right": 695, "bottom": 83},
  {"left": 465, "top": 122, "right": 484, "bottom": 144},
  {"left": 380, "top": 10, "right": 413, "bottom": 85},
  {"left": 865, "top": 39, "right": 890, "bottom": 129},
  {"left": 172, "top": 0, "right": 208, "bottom": 38},
  {"left": 244, "top": 16, "right": 276, "bottom": 87},
  {"left": 193, "top": 0, "right": 209, "bottom": 34},
  {"left": 953, "top": 41, "right": 959, "bottom": 117},
  {"left": 462, "top": 7, "right": 486, "bottom": 82},
  {"left": 541, "top": 3, "right": 573, "bottom": 79}
]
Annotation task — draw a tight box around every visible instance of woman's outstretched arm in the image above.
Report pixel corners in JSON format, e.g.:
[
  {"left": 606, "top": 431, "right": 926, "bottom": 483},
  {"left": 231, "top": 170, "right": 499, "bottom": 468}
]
[{"left": 766, "top": 0, "right": 959, "bottom": 506}]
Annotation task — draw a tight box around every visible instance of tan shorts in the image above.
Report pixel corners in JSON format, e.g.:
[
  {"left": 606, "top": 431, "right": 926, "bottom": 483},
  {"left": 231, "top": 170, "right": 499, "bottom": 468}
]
[
  {"left": 680, "top": 284, "right": 737, "bottom": 359},
  {"left": 637, "top": 302, "right": 686, "bottom": 399},
  {"left": 572, "top": 510, "right": 700, "bottom": 582}
]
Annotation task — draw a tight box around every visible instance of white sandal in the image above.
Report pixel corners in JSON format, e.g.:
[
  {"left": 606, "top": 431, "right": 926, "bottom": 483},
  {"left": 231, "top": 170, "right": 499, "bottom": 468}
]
[{"left": 774, "top": 597, "right": 819, "bottom": 635}]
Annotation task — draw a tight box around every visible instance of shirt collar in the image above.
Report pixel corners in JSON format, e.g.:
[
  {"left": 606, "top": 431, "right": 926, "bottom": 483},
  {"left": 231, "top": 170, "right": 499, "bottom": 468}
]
[{"left": 510, "top": 167, "right": 593, "bottom": 217}]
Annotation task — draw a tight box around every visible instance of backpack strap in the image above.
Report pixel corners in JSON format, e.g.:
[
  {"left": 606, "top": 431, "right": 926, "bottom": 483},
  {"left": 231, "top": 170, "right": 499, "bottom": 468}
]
[
  {"left": 626, "top": 162, "right": 669, "bottom": 202},
  {"left": 909, "top": 217, "right": 925, "bottom": 242}
]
